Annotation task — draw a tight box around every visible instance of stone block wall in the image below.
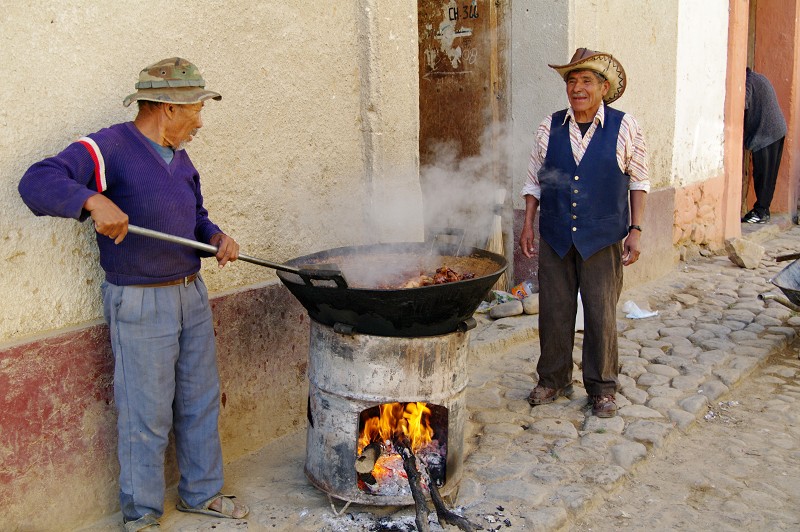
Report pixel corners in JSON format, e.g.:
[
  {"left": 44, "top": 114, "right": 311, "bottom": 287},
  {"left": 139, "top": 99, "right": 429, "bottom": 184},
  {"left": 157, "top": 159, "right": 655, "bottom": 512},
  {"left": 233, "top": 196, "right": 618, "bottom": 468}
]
[{"left": 673, "top": 175, "right": 727, "bottom": 259}]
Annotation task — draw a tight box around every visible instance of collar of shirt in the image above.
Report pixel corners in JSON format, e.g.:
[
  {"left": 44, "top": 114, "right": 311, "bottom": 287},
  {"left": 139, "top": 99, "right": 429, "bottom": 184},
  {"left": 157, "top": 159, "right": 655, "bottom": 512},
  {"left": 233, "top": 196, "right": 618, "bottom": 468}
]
[
  {"left": 145, "top": 137, "right": 175, "bottom": 164},
  {"left": 562, "top": 104, "right": 606, "bottom": 128}
]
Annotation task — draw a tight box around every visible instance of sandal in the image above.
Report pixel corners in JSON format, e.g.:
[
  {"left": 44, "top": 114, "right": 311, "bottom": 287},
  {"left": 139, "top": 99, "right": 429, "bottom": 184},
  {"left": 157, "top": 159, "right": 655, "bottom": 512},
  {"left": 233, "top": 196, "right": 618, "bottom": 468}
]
[
  {"left": 123, "top": 514, "right": 160, "bottom": 532},
  {"left": 176, "top": 493, "right": 249, "bottom": 519}
]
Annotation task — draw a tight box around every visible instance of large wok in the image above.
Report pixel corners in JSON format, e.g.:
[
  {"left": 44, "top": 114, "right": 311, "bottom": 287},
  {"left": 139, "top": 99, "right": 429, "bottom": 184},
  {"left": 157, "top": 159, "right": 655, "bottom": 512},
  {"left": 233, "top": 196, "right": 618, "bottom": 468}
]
[
  {"left": 276, "top": 242, "right": 507, "bottom": 337},
  {"left": 127, "top": 225, "right": 507, "bottom": 337},
  {"left": 760, "top": 256, "right": 800, "bottom": 311}
]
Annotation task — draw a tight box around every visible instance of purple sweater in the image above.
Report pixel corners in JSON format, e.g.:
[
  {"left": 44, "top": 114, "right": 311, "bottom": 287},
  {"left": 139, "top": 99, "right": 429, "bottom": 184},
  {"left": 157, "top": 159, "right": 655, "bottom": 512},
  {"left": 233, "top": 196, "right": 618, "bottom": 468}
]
[{"left": 19, "top": 122, "right": 223, "bottom": 285}]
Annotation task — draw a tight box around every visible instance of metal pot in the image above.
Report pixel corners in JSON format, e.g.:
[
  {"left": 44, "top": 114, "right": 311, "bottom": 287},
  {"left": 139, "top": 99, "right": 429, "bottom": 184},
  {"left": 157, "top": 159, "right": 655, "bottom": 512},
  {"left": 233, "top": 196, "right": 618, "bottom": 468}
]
[{"left": 277, "top": 242, "right": 507, "bottom": 337}]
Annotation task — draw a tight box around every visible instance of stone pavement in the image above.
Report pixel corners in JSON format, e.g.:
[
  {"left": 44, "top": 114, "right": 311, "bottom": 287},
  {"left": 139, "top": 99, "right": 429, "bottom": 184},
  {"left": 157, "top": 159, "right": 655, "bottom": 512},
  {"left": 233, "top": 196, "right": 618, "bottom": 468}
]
[
  {"left": 83, "top": 224, "right": 800, "bottom": 532},
  {"left": 571, "top": 336, "right": 800, "bottom": 530}
]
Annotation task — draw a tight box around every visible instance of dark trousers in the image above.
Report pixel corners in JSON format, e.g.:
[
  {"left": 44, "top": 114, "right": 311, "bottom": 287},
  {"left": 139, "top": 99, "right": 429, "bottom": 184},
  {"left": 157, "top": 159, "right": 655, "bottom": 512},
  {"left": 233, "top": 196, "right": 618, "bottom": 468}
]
[
  {"left": 537, "top": 240, "right": 623, "bottom": 396},
  {"left": 751, "top": 136, "right": 785, "bottom": 214}
]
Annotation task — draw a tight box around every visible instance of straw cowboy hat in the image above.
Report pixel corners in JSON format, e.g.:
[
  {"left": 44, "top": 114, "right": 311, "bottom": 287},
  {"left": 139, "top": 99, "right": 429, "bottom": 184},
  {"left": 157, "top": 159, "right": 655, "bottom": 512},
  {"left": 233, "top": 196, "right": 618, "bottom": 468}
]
[{"left": 549, "top": 48, "right": 626, "bottom": 104}]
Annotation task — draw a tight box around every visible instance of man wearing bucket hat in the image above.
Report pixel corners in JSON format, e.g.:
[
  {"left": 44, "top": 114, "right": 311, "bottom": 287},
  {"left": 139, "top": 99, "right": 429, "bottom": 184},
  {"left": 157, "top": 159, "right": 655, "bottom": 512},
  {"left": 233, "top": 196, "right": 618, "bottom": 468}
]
[
  {"left": 19, "top": 57, "right": 248, "bottom": 530},
  {"left": 519, "top": 48, "right": 650, "bottom": 418}
]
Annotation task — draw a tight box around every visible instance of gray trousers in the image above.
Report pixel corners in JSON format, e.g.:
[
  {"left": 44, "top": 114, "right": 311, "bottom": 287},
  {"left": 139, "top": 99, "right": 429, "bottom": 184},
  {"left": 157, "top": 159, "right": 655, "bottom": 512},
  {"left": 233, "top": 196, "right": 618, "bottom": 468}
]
[
  {"left": 102, "top": 275, "right": 223, "bottom": 521},
  {"left": 537, "top": 240, "right": 623, "bottom": 396}
]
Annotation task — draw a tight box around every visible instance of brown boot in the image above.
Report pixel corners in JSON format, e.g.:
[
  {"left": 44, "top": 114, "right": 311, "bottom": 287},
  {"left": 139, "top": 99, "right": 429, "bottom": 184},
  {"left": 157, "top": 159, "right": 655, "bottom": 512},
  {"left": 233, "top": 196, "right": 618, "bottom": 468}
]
[
  {"left": 590, "top": 394, "right": 617, "bottom": 418},
  {"left": 528, "top": 384, "right": 574, "bottom": 406}
]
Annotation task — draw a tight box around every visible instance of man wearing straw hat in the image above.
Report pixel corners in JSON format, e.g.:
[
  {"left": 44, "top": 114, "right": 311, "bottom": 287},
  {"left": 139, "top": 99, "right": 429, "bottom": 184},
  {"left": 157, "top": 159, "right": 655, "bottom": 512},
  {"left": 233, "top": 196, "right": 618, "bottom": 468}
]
[
  {"left": 519, "top": 48, "right": 649, "bottom": 418},
  {"left": 19, "top": 58, "right": 248, "bottom": 530}
]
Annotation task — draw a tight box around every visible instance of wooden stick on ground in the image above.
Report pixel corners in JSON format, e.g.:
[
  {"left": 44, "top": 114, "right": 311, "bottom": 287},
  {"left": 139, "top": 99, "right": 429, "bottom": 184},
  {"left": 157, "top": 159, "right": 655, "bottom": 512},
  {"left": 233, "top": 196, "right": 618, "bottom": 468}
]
[
  {"left": 776, "top": 252, "right": 800, "bottom": 262},
  {"left": 394, "top": 435, "right": 430, "bottom": 532},
  {"left": 395, "top": 433, "right": 483, "bottom": 532},
  {"left": 426, "top": 464, "right": 483, "bottom": 532}
]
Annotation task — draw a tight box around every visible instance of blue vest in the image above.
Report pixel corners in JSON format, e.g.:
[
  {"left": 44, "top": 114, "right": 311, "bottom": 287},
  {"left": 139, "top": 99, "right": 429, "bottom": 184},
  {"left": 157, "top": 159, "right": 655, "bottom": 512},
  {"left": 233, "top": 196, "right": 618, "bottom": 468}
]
[{"left": 538, "top": 106, "right": 630, "bottom": 259}]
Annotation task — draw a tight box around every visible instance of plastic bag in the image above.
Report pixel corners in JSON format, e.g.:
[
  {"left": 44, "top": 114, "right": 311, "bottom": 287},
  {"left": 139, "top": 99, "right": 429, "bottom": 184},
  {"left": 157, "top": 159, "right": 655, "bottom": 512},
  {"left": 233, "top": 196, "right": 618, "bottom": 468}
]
[
  {"left": 622, "top": 300, "right": 658, "bottom": 319},
  {"left": 491, "top": 290, "right": 518, "bottom": 303}
]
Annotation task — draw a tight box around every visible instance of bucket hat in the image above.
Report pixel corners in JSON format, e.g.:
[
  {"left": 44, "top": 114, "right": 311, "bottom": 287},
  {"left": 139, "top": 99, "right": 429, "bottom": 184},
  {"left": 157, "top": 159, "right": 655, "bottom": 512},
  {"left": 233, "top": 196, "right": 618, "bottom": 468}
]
[
  {"left": 549, "top": 48, "right": 626, "bottom": 104},
  {"left": 123, "top": 57, "right": 221, "bottom": 107}
]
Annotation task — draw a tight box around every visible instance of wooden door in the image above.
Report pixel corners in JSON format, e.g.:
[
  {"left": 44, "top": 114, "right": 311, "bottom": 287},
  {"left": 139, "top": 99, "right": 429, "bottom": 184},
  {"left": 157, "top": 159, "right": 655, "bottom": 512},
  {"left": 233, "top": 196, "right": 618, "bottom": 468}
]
[{"left": 417, "top": 0, "right": 507, "bottom": 252}]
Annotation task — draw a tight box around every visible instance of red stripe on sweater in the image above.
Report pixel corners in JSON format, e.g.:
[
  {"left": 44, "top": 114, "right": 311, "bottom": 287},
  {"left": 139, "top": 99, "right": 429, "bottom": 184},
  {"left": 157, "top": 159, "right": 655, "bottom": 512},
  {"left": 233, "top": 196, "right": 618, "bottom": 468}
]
[{"left": 78, "top": 140, "right": 104, "bottom": 192}]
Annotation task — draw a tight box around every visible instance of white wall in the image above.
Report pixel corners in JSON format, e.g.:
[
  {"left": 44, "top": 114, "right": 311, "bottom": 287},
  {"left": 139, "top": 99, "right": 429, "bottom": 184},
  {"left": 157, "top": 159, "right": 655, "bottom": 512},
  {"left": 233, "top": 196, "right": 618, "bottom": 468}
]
[
  {"left": 0, "top": 0, "right": 422, "bottom": 343},
  {"left": 511, "top": 0, "right": 729, "bottom": 194},
  {"left": 672, "top": 0, "right": 728, "bottom": 185},
  {"left": 510, "top": 0, "right": 569, "bottom": 210},
  {"left": 570, "top": 0, "right": 682, "bottom": 190}
]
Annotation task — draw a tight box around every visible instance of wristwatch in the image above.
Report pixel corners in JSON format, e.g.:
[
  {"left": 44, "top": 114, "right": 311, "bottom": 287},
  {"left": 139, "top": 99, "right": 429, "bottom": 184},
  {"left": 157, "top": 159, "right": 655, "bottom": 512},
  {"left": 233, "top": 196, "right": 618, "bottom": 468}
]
[{"left": 628, "top": 225, "right": 642, "bottom": 233}]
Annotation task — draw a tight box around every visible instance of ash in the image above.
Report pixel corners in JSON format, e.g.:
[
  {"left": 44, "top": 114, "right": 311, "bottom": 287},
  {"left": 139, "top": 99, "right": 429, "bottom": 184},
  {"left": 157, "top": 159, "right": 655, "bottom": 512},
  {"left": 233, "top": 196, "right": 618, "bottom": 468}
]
[{"left": 321, "top": 511, "right": 449, "bottom": 532}]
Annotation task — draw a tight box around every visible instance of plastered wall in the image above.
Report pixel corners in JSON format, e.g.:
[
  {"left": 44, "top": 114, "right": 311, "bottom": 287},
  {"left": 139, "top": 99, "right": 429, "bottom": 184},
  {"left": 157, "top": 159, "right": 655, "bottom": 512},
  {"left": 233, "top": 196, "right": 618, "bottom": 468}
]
[
  {"left": 511, "top": 0, "right": 729, "bottom": 196},
  {"left": 673, "top": 1, "right": 729, "bottom": 186},
  {"left": 0, "top": 0, "right": 423, "bottom": 345},
  {"left": 754, "top": 0, "right": 800, "bottom": 219},
  {"left": 509, "top": 0, "right": 568, "bottom": 212}
]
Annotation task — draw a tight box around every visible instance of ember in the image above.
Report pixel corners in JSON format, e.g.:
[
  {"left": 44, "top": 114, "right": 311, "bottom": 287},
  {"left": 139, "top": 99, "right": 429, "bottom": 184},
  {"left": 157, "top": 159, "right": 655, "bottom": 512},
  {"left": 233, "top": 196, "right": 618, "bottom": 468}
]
[{"left": 356, "top": 402, "right": 447, "bottom": 497}]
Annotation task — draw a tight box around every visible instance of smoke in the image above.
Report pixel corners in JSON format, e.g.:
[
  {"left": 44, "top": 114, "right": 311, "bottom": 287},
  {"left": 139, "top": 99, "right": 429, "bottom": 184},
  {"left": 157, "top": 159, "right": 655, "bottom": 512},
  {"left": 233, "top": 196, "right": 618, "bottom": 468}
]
[
  {"left": 283, "top": 123, "right": 513, "bottom": 288},
  {"left": 326, "top": 123, "right": 513, "bottom": 288},
  {"left": 420, "top": 122, "right": 512, "bottom": 250}
]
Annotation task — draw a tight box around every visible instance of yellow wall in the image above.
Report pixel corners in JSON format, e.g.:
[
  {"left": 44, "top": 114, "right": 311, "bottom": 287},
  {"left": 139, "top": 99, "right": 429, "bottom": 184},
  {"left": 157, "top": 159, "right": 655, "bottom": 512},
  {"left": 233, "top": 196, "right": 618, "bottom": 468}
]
[{"left": 0, "top": 0, "right": 424, "bottom": 344}]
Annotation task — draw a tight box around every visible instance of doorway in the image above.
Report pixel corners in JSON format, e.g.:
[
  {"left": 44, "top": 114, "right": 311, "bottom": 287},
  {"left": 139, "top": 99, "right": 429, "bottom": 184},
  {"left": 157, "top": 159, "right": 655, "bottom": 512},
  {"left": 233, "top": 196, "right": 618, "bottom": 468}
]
[
  {"left": 742, "top": 0, "right": 797, "bottom": 224},
  {"left": 417, "top": 0, "right": 509, "bottom": 256}
]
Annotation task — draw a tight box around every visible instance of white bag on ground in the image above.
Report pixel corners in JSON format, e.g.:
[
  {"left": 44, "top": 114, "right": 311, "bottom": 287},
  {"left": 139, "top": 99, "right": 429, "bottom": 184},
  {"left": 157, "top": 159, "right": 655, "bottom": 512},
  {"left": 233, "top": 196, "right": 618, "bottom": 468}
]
[{"left": 622, "top": 300, "right": 658, "bottom": 319}]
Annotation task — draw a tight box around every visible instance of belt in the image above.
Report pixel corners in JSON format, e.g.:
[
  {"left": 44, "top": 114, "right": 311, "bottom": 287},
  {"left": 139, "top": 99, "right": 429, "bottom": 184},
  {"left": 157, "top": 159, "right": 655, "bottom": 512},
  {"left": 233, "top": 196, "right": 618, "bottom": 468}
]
[{"left": 134, "top": 273, "right": 198, "bottom": 288}]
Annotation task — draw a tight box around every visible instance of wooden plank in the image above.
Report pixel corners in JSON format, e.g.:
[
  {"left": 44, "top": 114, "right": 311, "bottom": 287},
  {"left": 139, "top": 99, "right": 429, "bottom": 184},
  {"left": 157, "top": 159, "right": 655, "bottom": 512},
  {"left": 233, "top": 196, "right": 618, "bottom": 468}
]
[{"left": 418, "top": 0, "right": 495, "bottom": 163}]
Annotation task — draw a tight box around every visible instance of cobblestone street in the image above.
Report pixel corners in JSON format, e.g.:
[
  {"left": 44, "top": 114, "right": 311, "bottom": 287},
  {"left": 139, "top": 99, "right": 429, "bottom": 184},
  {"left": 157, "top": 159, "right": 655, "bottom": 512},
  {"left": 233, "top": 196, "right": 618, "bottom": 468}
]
[
  {"left": 83, "top": 225, "right": 800, "bottom": 531},
  {"left": 572, "top": 340, "right": 800, "bottom": 531}
]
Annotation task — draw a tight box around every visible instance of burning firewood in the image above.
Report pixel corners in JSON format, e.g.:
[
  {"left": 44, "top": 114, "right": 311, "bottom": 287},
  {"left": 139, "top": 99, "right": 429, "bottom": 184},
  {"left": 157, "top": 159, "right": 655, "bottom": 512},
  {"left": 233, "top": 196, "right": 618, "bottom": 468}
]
[
  {"left": 394, "top": 433, "right": 483, "bottom": 532},
  {"left": 355, "top": 441, "right": 382, "bottom": 474},
  {"left": 394, "top": 433, "right": 431, "bottom": 532}
]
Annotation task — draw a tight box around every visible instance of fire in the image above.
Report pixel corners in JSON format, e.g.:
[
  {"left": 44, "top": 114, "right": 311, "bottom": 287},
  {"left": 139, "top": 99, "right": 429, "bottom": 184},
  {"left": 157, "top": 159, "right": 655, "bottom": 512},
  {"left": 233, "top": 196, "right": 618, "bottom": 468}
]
[
  {"left": 356, "top": 402, "right": 447, "bottom": 496},
  {"left": 358, "top": 402, "right": 433, "bottom": 454}
]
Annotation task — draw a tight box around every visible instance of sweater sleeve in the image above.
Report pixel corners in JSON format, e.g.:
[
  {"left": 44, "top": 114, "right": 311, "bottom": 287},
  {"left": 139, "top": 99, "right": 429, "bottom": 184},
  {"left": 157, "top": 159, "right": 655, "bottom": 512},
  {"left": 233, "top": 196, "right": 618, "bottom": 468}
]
[
  {"left": 745, "top": 76, "right": 752, "bottom": 111},
  {"left": 191, "top": 173, "right": 223, "bottom": 245},
  {"left": 18, "top": 142, "right": 99, "bottom": 221}
]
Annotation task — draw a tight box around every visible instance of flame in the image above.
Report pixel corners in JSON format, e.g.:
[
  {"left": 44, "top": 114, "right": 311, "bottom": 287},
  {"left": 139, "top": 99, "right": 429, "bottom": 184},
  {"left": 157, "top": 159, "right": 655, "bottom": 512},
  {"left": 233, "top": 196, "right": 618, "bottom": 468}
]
[{"left": 358, "top": 402, "right": 433, "bottom": 454}]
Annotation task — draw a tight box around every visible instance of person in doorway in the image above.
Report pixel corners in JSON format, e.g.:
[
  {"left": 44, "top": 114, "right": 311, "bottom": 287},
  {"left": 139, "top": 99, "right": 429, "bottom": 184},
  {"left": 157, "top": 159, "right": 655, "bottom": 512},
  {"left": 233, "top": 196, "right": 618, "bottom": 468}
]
[
  {"left": 18, "top": 57, "right": 248, "bottom": 531},
  {"left": 741, "top": 66, "right": 787, "bottom": 224},
  {"left": 518, "top": 48, "right": 650, "bottom": 418}
]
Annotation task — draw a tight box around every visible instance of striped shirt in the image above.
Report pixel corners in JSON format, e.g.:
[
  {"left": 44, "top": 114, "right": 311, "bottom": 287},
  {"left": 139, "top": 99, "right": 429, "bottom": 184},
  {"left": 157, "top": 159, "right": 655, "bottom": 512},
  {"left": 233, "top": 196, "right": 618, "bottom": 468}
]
[{"left": 521, "top": 104, "right": 650, "bottom": 199}]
